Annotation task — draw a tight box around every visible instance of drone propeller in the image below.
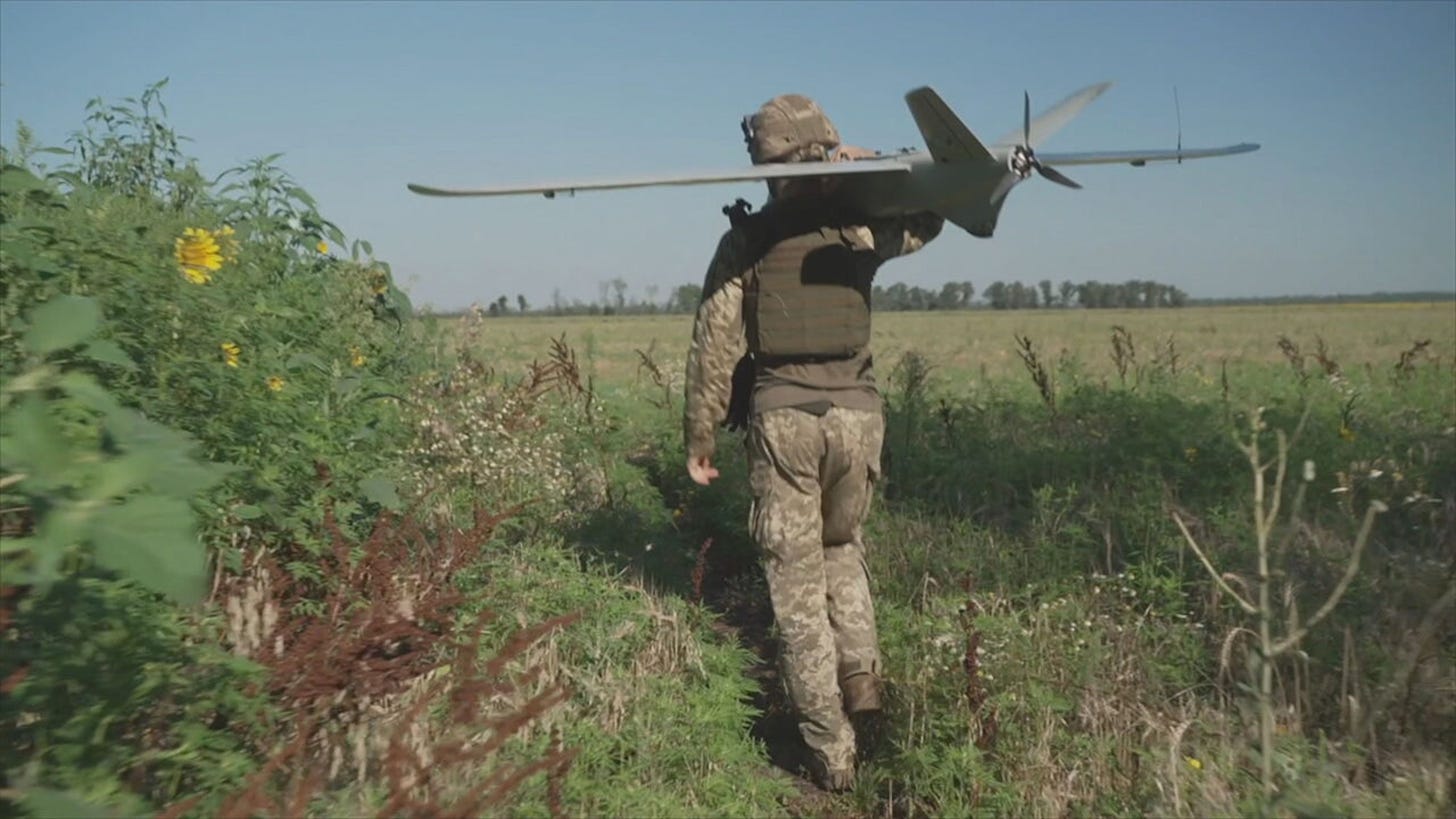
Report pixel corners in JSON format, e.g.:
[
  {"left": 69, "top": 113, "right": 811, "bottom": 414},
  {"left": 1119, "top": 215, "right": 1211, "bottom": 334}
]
[
  {"left": 1010, "top": 90, "right": 1082, "bottom": 190},
  {"left": 1174, "top": 86, "right": 1183, "bottom": 165}
]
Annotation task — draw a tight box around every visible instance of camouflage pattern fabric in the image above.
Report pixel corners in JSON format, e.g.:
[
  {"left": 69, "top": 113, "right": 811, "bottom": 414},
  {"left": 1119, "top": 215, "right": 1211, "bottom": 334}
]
[
  {"left": 747, "top": 405, "right": 884, "bottom": 772},
  {"left": 745, "top": 93, "right": 840, "bottom": 165}
]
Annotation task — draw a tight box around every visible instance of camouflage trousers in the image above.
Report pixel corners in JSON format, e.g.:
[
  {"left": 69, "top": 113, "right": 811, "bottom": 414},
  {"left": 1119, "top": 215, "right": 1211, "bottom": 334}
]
[{"left": 747, "top": 405, "right": 884, "bottom": 772}]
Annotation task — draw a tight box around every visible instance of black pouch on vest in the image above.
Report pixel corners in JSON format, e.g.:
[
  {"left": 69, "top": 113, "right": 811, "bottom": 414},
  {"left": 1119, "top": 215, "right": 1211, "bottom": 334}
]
[{"left": 723, "top": 354, "right": 755, "bottom": 431}]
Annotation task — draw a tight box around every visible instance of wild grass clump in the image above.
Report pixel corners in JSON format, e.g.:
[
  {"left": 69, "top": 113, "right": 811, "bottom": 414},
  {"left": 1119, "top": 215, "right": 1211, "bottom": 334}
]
[{"left": 850, "top": 331, "right": 1455, "bottom": 817}]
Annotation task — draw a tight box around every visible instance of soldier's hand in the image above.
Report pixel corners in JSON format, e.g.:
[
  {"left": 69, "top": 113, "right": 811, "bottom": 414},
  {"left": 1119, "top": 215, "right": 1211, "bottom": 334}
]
[
  {"left": 833, "top": 144, "right": 879, "bottom": 161},
  {"left": 687, "top": 455, "right": 720, "bottom": 486}
]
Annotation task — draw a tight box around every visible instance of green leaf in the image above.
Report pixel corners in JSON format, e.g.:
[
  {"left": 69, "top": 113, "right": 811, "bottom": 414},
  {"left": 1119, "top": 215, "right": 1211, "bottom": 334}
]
[
  {"left": 359, "top": 475, "right": 402, "bottom": 511},
  {"left": 88, "top": 454, "right": 149, "bottom": 500},
  {"left": 286, "top": 185, "right": 317, "bottom": 208},
  {"left": 286, "top": 352, "right": 327, "bottom": 373},
  {"left": 90, "top": 495, "right": 206, "bottom": 604},
  {"left": 385, "top": 285, "right": 413, "bottom": 317},
  {"left": 19, "top": 786, "right": 117, "bottom": 819},
  {"left": 1, "top": 237, "right": 61, "bottom": 276},
  {"left": 234, "top": 504, "right": 263, "bottom": 520},
  {"left": 0, "top": 165, "right": 45, "bottom": 193},
  {"left": 102, "top": 408, "right": 233, "bottom": 497},
  {"left": 24, "top": 295, "right": 102, "bottom": 355},
  {"left": 58, "top": 371, "right": 123, "bottom": 416},
  {"left": 0, "top": 394, "right": 71, "bottom": 484},
  {"left": 81, "top": 339, "right": 137, "bottom": 371}
]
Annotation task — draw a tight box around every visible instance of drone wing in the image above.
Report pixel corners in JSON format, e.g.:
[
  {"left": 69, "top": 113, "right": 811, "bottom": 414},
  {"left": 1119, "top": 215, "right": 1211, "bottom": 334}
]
[
  {"left": 407, "top": 158, "right": 910, "bottom": 198},
  {"left": 1034, "top": 143, "right": 1261, "bottom": 166}
]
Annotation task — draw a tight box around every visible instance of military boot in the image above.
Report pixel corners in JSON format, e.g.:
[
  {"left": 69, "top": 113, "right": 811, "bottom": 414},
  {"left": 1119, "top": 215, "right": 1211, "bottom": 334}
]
[
  {"left": 805, "top": 752, "right": 855, "bottom": 793},
  {"left": 840, "top": 672, "right": 882, "bottom": 714}
]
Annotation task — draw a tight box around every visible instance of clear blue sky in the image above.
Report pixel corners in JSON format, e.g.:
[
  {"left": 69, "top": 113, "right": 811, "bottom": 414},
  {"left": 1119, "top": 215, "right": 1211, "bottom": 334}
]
[{"left": 2, "top": 0, "right": 1453, "bottom": 309}]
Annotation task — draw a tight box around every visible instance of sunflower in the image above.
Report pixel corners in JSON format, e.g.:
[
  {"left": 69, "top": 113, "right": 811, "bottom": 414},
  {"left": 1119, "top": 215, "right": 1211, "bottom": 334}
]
[
  {"left": 266, "top": 375, "right": 286, "bottom": 393},
  {"left": 316, "top": 240, "right": 329, "bottom": 255},
  {"left": 218, "top": 225, "right": 240, "bottom": 263},
  {"left": 220, "top": 341, "right": 241, "bottom": 368},
  {"left": 349, "top": 345, "right": 366, "bottom": 368},
  {"left": 176, "top": 227, "right": 224, "bottom": 284}
]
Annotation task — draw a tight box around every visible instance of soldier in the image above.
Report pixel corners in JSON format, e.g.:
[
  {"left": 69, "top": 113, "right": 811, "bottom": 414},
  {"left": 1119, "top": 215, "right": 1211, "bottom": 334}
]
[{"left": 683, "top": 93, "right": 944, "bottom": 791}]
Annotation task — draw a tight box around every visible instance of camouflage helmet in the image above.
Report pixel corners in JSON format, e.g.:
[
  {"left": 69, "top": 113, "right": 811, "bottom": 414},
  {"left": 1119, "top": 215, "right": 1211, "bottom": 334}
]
[{"left": 742, "top": 94, "right": 840, "bottom": 164}]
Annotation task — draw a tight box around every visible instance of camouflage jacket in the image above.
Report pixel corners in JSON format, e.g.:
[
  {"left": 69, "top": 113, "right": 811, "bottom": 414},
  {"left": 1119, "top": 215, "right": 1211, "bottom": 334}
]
[{"left": 683, "top": 210, "right": 944, "bottom": 461}]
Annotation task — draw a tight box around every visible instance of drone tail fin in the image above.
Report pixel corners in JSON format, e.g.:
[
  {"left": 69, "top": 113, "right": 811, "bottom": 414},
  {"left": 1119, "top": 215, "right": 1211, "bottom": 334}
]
[{"left": 905, "top": 87, "right": 996, "bottom": 165}]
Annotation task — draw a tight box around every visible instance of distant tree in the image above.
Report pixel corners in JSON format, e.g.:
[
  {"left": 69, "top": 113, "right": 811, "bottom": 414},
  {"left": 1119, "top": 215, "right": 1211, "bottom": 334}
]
[
  {"left": 517, "top": 294, "right": 529, "bottom": 313},
  {"left": 985, "top": 281, "right": 1008, "bottom": 310},
  {"left": 885, "top": 282, "right": 910, "bottom": 311},
  {"left": 611, "top": 277, "right": 628, "bottom": 311},
  {"left": 1059, "top": 280, "right": 1076, "bottom": 308},
  {"left": 670, "top": 283, "right": 703, "bottom": 313},
  {"left": 936, "top": 281, "right": 962, "bottom": 310},
  {"left": 1114, "top": 280, "right": 1132, "bottom": 308},
  {"left": 1005, "top": 281, "right": 1034, "bottom": 309},
  {"left": 1142, "top": 280, "right": 1160, "bottom": 309},
  {"left": 1039, "top": 279, "right": 1055, "bottom": 308}
]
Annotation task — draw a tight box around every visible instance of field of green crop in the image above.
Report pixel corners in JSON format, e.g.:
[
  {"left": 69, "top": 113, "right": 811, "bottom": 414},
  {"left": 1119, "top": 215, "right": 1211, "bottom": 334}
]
[{"left": 3, "top": 86, "right": 1453, "bottom": 818}]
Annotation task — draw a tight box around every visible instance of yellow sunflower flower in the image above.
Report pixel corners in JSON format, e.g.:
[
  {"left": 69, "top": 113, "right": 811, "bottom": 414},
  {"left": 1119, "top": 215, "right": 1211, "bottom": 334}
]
[
  {"left": 349, "top": 345, "right": 367, "bottom": 368},
  {"left": 316, "top": 240, "right": 329, "bottom": 255},
  {"left": 220, "top": 341, "right": 241, "bottom": 368},
  {"left": 266, "top": 375, "right": 285, "bottom": 393},
  {"left": 369, "top": 271, "right": 389, "bottom": 296},
  {"left": 218, "top": 225, "right": 240, "bottom": 263},
  {"left": 175, "top": 227, "right": 224, "bottom": 284}
]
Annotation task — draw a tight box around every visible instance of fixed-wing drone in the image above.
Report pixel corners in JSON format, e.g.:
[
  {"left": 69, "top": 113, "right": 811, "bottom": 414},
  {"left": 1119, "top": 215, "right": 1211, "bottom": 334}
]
[{"left": 407, "top": 83, "right": 1259, "bottom": 238}]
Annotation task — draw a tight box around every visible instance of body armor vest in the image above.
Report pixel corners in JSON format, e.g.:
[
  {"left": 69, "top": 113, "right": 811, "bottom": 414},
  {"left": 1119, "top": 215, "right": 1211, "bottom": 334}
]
[{"left": 739, "top": 198, "right": 880, "bottom": 360}]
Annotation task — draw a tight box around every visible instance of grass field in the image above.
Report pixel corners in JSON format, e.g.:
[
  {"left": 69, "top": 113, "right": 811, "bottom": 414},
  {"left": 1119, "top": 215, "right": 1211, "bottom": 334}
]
[
  {"left": 448, "top": 302, "right": 1456, "bottom": 388},
  {"left": 440, "top": 299, "right": 1455, "bottom": 817}
]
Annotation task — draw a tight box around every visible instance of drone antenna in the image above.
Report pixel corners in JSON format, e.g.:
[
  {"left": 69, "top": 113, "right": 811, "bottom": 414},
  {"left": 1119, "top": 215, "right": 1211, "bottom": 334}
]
[{"left": 1173, "top": 86, "right": 1183, "bottom": 165}]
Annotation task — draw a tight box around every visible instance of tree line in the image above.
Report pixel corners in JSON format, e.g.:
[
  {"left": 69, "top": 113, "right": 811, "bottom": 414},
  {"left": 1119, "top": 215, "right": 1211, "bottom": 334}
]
[{"left": 463, "top": 277, "right": 1191, "bottom": 317}]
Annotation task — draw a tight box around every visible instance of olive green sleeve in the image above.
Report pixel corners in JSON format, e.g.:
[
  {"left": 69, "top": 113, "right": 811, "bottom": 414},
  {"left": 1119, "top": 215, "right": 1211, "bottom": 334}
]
[
  {"left": 683, "top": 229, "right": 751, "bottom": 461},
  {"left": 869, "top": 211, "right": 946, "bottom": 261}
]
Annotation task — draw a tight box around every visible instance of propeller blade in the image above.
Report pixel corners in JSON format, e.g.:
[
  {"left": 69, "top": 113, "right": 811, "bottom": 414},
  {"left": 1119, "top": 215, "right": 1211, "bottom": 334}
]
[
  {"left": 1023, "top": 91, "right": 1031, "bottom": 146},
  {"left": 1173, "top": 85, "right": 1183, "bottom": 164},
  {"left": 993, "top": 82, "right": 1114, "bottom": 148},
  {"left": 1035, "top": 163, "right": 1082, "bottom": 190}
]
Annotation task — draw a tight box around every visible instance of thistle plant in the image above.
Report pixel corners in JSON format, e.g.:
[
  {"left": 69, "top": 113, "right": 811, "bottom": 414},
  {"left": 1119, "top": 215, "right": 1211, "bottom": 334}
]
[{"left": 1172, "top": 406, "right": 1383, "bottom": 801}]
